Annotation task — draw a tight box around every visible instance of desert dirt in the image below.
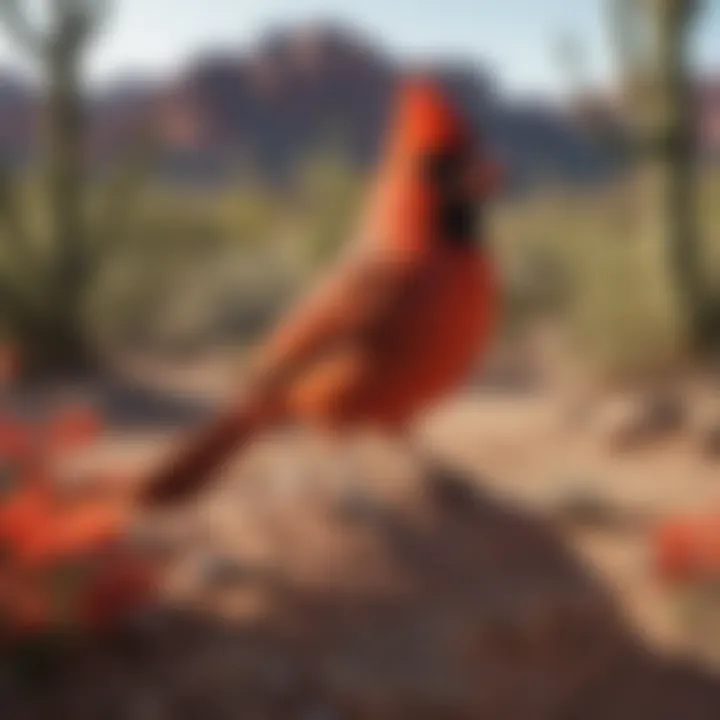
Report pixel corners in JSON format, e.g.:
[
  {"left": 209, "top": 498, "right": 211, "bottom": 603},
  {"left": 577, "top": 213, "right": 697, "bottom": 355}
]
[{"left": 2, "top": 354, "right": 720, "bottom": 718}]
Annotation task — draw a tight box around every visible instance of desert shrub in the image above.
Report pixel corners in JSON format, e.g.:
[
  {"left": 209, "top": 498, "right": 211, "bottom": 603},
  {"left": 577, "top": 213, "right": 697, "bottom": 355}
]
[
  {"left": 496, "top": 169, "right": 720, "bottom": 377},
  {"left": 87, "top": 152, "right": 366, "bottom": 355},
  {"left": 289, "top": 141, "right": 366, "bottom": 267}
]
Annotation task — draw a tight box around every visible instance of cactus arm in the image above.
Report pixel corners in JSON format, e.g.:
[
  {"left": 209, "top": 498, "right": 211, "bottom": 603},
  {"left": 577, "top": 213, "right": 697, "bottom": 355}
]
[
  {"left": 0, "top": 0, "right": 46, "bottom": 56},
  {"left": 0, "top": 167, "right": 41, "bottom": 275}
]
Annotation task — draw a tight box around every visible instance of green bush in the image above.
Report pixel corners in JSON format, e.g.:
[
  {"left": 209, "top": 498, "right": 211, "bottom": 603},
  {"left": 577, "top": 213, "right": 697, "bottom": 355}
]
[{"left": 496, "top": 170, "right": 720, "bottom": 377}]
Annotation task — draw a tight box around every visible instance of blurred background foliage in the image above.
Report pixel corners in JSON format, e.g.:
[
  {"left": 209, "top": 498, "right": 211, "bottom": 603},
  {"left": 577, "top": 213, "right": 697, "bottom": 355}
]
[{"left": 0, "top": 0, "right": 716, "bottom": 387}]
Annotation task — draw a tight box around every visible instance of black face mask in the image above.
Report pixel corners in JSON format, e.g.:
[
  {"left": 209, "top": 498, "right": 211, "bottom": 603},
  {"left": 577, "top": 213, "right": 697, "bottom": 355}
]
[
  {"left": 439, "top": 197, "right": 480, "bottom": 246},
  {"left": 421, "top": 148, "right": 481, "bottom": 248}
]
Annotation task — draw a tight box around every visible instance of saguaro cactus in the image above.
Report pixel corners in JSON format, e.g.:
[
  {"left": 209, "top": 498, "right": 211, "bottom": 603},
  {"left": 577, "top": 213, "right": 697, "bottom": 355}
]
[
  {"left": 607, "top": 0, "right": 704, "bottom": 357},
  {"left": 0, "top": 0, "right": 111, "bottom": 374}
]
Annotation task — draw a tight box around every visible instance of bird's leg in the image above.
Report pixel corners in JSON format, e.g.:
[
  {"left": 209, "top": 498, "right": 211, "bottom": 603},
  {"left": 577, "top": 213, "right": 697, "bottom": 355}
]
[
  {"left": 307, "top": 430, "right": 378, "bottom": 513},
  {"left": 269, "top": 430, "right": 303, "bottom": 498},
  {"left": 395, "top": 428, "right": 459, "bottom": 489},
  {"left": 267, "top": 428, "right": 359, "bottom": 502},
  {"left": 314, "top": 431, "right": 363, "bottom": 492},
  {"left": 339, "top": 434, "right": 372, "bottom": 504},
  {"left": 396, "top": 428, "right": 435, "bottom": 477},
  {"left": 259, "top": 427, "right": 324, "bottom": 503},
  {"left": 332, "top": 432, "right": 399, "bottom": 526}
]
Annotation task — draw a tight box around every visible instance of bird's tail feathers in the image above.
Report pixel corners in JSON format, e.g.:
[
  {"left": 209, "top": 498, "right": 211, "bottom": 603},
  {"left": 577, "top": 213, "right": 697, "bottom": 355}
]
[{"left": 137, "top": 399, "right": 271, "bottom": 507}]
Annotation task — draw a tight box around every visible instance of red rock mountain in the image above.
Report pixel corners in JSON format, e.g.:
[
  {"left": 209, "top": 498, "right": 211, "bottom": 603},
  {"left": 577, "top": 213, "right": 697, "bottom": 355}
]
[{"left": 2, "top": 25, "right": 717, "bottom": 188}]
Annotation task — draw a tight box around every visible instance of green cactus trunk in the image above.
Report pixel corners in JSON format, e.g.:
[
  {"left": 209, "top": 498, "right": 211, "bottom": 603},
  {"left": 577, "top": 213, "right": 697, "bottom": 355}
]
[
  {"left": 42, "top": 30, "right": 94, "bottom": 375},
  {"left": 47, "top": 34, "right": 87, "bottom": 305},
  {"left": 0, "top": 1, "right": 155, "bottom": 377},
  {"left": 0, "top": 1, "right": 106, "bottom": 377},
  {"left": 653, "top": 0, "right": 702, "bottom": 347},
  {"left": 609, "top": 0, "right": 703, "bottom": 366}
]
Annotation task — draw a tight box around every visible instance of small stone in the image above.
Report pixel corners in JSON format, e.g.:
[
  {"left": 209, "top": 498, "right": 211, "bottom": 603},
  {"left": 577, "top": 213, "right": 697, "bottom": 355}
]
[
  {"left": 548, "top": 481, "right": 622, "bottom": 529},
  {"left": 197, "top": 554, "right": 256, "bottom": 589},
  {"left": 558, "top": 494, "right": 617, "bottom": 528},
  {"left": 299, "top": 704, "right": 342, "bottom": 720},
  {"left": 701, "top": 423, "right": 720, "bottom": 460},
  {"left": 335, "top": 485, "right": 387, "bottom": 528},
  {"left": 607, "top": 393, "right": 685, "bottom": 451}
]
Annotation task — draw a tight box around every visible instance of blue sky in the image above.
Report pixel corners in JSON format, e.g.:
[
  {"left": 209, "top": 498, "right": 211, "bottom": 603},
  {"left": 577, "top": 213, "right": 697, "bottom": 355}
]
[{"left": 1, "top": 0, "right": 719, "bottom": 97}]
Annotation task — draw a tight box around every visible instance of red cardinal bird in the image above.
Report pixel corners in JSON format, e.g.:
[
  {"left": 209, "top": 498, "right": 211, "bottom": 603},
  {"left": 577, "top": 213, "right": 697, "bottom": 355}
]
[{"left": 138, "top": 75, "right": 502, "bottom": 507}]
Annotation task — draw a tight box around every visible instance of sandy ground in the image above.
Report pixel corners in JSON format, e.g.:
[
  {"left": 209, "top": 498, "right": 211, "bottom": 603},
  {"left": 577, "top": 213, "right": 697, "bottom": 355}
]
[
  {"left": 76, "top": 357, "right": 720, "bottom": 660},
  {"left": 429, "top": 389, "right": 720, "bottom": 658},
  {"left": 3, "top": 356, "right": 720, "bottom": 717}
]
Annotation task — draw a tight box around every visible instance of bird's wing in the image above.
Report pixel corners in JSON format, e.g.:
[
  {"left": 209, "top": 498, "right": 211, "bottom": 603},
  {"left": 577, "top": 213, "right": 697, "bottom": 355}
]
[{"left": 245, "top": 250, "right": 419, "bottom": 398}]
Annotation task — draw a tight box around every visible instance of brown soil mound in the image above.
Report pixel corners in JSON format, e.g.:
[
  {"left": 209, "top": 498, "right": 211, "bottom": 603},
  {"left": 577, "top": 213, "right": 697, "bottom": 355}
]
[{"left": 2, "top": 447, "right": 719, "bottom": 719}]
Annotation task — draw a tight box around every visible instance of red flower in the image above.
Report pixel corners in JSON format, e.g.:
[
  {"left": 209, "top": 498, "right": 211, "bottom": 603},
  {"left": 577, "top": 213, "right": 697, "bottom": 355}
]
[
  {"left": 0, "top": 403, "right": 156, "bottom": 636},
  {"left": 654, "top": 513, "right": 720, "bottom": 583},
  {"left": 47, "top": 405, "right": 103, "bottom": 455},
  {"left": 0, "top": 417, "right": 33, "bottom": 460}
]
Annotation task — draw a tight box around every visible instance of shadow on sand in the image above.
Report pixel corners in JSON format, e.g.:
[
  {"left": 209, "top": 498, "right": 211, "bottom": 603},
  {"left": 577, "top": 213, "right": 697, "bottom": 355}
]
[
  {"left": 2, "top": 464, "right": 719, "bottom": 719},
  {"left": 2, "top": 373, "right": 211, "bottom": 431}
]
